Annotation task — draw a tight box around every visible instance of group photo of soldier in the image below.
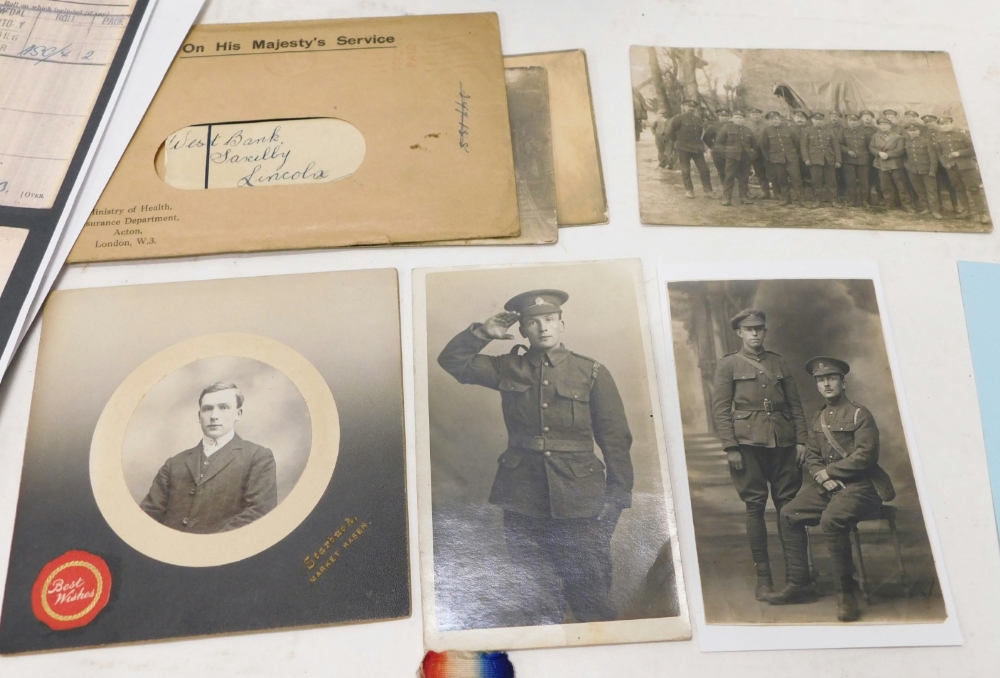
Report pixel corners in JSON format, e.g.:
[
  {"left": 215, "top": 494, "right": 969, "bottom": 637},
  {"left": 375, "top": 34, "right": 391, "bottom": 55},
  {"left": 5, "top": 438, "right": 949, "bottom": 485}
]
[
  {"left": 631, "top": 47, "right": 992, "bottom": 232},
  {"left": 419, "top": 261, "right": 686, "bottom": 644},
  {"left": 666, "top": 276, "right": 946, "bottom": 624}
]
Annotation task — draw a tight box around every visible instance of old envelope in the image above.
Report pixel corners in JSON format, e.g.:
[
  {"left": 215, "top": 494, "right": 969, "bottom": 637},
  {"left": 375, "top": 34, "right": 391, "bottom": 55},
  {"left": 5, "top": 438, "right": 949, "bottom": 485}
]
[{"left": 68, "top": 13, "right": 520, "bottom": 262}]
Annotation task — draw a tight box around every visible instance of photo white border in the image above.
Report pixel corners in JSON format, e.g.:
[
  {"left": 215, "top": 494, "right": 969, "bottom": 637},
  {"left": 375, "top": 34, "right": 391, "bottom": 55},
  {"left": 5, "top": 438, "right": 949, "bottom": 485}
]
[
  {"left": 413, "top": 258, "right": 690, "bottom": 651},
  {"left": 655, "top": 260, "right": 961, "bottom": 651}
]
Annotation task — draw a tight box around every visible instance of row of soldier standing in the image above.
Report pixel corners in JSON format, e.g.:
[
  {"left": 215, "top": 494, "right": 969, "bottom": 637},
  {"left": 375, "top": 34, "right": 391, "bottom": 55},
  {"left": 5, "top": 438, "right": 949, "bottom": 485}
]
[{"left": 653, "top": 99, "right": 989, "bottom": 224}]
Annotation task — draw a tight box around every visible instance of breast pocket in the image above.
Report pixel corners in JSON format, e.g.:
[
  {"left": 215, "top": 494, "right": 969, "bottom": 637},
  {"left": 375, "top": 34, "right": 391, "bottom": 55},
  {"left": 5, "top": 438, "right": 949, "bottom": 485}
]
[{"left": 555, "top": 381, "right": 591, "bottom": 430}]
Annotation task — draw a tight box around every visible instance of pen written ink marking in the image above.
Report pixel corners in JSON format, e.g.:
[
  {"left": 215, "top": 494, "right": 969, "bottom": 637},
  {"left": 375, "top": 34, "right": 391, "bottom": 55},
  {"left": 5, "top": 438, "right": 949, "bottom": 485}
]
[{"left": 456, "top": 82, "right": 470, "bottom": 152}]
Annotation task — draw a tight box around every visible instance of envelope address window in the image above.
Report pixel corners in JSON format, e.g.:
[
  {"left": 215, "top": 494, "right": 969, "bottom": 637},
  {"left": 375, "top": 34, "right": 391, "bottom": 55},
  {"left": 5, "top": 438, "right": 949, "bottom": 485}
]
[{"left": 157, "top": 118, "right": 366, "bottom": 190}]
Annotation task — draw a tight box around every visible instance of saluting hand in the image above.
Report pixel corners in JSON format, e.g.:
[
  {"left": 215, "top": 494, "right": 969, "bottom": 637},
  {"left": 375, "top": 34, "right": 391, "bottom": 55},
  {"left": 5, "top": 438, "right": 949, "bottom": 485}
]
[
  {"left": 479, "top": 311, "right": 520, "bottom": 340},
  {"left": 727, "top": 449, "right": 744, "bottom": 472}
]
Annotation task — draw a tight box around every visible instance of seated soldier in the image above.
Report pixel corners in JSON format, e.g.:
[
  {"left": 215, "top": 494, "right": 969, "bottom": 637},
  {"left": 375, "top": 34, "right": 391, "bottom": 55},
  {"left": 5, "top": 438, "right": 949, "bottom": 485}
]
[{"left": 766, "top": 357, "right": 895, "bottom": 623}]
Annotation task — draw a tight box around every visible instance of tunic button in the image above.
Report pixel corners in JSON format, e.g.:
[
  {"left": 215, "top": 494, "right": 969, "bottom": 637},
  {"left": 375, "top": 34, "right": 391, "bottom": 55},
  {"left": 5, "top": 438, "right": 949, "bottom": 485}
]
[
  {"left": 541, "top": 402, "right": 548, "bottom": 409},
  {"left": 204, "top": 460, "right": 209, "bottom": 466},
  {"left": 542, "top": 426, "right": 550, "bottom": 432},
  {"left": 189, "top": 488, "right": 196, "bottom": 495},
  {"left": 542, "top": 380, "right": 549, "bottom": 386},
  {"left": 544, "top": 451, "right": 552, "bottom": 457},
  {"left": 182, "top": 518, "right": 189, "bottom": 525}
]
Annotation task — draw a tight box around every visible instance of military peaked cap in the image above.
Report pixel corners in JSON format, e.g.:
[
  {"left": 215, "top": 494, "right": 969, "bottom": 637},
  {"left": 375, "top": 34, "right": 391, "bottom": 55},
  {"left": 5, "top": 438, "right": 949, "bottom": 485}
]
[
  {"left": 845, "top": 113, "right": 860, "bottom": 121},
  {"left": 876, "top": 117, "right": 891, "bottom": 125},
  {"left": 748, "top": 107, "right": 763, "bottom": 114},
  {"left": 805, "top": 356, "right": 851, "bottom": 377},
  {"left": 921, "top": 114, "right": 939, "bottom": 123},
  {"left": 904, "top": 123, "right": 920, "bottom": 131},
  {"left": 731, "top": 110, "right": 746, "bottom": 117},
  {"left": 504, "top": 289, "right": 569, "bottom": 318},
  {"left": 682, "top": 98, "right": 698, "bottom": 106},
  {"left": 904, "top": 110, "right": 920, "bottom": 118},
  {"left": 730, "top": 308, "right": 766, "bottom": 330},
  {"left": 859, "top": 109, "right": 875, "bottom": 117},
  {"left": 811, "top": 112, "right": 826, "bottom": 120},
  {"left": 716, "top": 108, "right": 731, "bottom": 116},
  {"left": 829, "top": 110, "right": 843, "bottom": 117},
  {"left": 938, "top": 116, "right": 954, "bottom": 124},
  {"left": 765, "top": 110, "right": 782, "bottom": 120},
  {"left": 882, "top": 109, "right": 898, "bottom": 116}
]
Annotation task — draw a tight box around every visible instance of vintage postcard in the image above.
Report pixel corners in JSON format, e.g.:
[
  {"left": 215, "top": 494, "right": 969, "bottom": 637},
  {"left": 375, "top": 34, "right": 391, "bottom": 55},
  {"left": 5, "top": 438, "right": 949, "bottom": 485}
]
[
  {"left": 959, "top": 262, "right": 1000, "bottom": 548},
  {"left": 414, "top": 259, "right": 688, "bottom": 651},
  {"left": 0, "top": 269, "right": 409, "bottom": 653},
  {"left": 68, "top": 13, "right": 520, "bottom": 263},
  {"left": 506, "top": 50, "right": 608, "bottom": 226},
  {"left": 632, "top": 48, "right": 990, "bottom": 232},
  {"left": 659, "top": 262, "right": 959, "bottom": 651}
]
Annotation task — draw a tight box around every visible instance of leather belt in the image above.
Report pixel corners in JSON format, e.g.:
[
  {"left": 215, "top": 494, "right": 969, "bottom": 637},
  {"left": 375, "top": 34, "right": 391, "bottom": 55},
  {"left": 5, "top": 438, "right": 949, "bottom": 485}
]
[
  {"left": 735, "top": 405, "right": 788, "bottom": 414},
  {"left": 509, "top": 435, "right": 593, "bottom": 452}
]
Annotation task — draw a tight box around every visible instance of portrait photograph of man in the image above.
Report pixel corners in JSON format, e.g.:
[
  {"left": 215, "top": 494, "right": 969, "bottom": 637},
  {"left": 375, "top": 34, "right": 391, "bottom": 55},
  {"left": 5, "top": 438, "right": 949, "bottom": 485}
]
[
  {"left": 122, "top": 356, "right": 313, "bottom": 535},
  {"left": 415, "top": 259, "right": 688, "bottom": 650},
  {"left": 631, "top": 47, "right": 990, "bottom": 232},
  {"left": 664, "top": 271, "right": 950, "bottom": 628}
]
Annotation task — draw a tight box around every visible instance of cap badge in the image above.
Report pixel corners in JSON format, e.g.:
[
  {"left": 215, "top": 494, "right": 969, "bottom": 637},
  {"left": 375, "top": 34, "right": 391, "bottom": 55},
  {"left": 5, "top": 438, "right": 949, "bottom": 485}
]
[{"left": 534, "top": 297, "right": 545, "bottom": 307}]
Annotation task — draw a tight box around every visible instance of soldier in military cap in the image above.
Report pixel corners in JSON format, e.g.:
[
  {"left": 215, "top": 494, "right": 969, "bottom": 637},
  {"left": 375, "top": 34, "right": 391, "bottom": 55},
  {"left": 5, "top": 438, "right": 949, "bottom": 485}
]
[
  {"left": 934, "top": 116, "right": 991, "bottom": 224},
  {"left": 903, "top": 123, "right": 943, "bottom": 219},
  {"left": 882, "top": 109, "right": 903, "bottom": 135},
  {"left": 903, "top": 110, "right": 923, "bottom": 133},
  {"left": 715, "top": 110, "right": 759, "bottom": 206},
  {"left": 861, "top": 110, "right": 885, "bottom": 205},
  {"left": 438, "top": 289, "right": 634, "bottom": 625},
  {"left": 711, "top": 309, "right": 808, "bottom": 600},
  {"left": 838, "top": 113, "right": 874, "bottom": 209},
  {"left": 651, "top": 108, "right": 676, "bottom": 169},
  {"left": 766, "top": 357, "right": 895, "bottom": 623},
  {"left": 760, "top": 111, "right": 805, "bottom": 207},
  {"left": 665, "top": 99, "right": 716, "bottom": 199},
  {"left": 870, "top": 117, "right": 914, "bottom": 212},
  {"left": 703, "top": 108, "right": 732, "bottom": 188},
  {"left": 800, "top": 112, "right": 843, "bottom": 209}
]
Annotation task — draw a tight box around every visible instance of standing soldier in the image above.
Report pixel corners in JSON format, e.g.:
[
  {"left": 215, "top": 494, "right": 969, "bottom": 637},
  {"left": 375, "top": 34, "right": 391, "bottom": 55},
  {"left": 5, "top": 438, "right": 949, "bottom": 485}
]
[
  {"left": 665, "top": 99, "right": 716, "bottom": 199},
  {"left": 870, "top": 117, "right": 914, "bottom": 212},
  {"left": 703, "top": 108, "right": 731, "bottom": 190},
  {"left": 747, "top": 108, "right": 773, "bottom": 199},
  {"left": 839, "top": 114, "right": 874, "bottom": 209},
  {"left": 882, "top": 109, "right": 904, "bottom": 134},
  {"left": 800, "top": 112, "right": 843, "bottom": 209},
  {"left": 903, "top": 123, "right": 943, "bottom": 219},
  {"left": 923, "top": 115, "right": 959, "bottom": 214},
  {"left": 792, "top": 111, "right": 813, "bottom": 195},
  {"left": 766, "top": 357, "right": 895, "bottom": 623},
  {"left": 711, "top": 310, "right": 808, "bottom": 601},
  {"left": 828, "top": 111, "right": 847, "bottom": 202},
  {"left": 651, "top": 109, "right": 675, "bottom": 169},
  {"left": 438, "top": 290, "right": 634, "bottom": 625},
  {"left": 934, "top": 116, "right": 991, "bottom": 224},
  {"left": 760, "top": 111, "right": 805, "bottom": 207},
  {"left": 715, "top": 110, "right": 758, "bottom": 207},
  {"left": 860, "top": 110, "right": 885, "bottom": 206}
]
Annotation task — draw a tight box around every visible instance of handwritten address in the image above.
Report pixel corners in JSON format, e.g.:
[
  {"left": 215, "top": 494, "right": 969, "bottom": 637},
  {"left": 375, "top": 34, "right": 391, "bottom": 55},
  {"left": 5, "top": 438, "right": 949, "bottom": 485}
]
[{"left": 161, "top": 118, "right": 366, "bottom": 190}]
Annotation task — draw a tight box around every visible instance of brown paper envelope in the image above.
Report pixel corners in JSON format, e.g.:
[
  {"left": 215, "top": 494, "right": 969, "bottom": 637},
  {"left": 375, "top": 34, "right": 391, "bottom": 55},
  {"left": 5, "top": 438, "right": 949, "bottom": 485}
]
[
  {"left": 68, "top": 13, "right": 519, "bottom": 263},
  {"left": 504, "top": 50, "right": 608, "bottom": 226}
]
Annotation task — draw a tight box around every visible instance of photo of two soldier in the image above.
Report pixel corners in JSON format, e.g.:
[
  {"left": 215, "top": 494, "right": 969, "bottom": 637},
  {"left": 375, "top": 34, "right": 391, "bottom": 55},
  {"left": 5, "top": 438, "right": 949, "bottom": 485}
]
[{"left": 667, "top": 278, "right": 946, "bottom": 624}]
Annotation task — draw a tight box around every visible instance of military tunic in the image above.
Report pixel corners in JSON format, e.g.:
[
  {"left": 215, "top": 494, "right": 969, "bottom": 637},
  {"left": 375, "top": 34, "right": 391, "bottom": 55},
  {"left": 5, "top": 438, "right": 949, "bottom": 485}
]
[
  {"left": 715, "top": 123, "right": 758, "bottom": 202},
  {"left": 780, "top": 399, "right": 885, "bottom": 585},
  {"left": 934, "top": 129, "right": 988, "bottom": 218},
  {"left": 870, "top": 131, "right": 911, "bottom": 207},
  {"left": 438, "top": 325, "right": 634, "bottom": 624},
  {"left": 838, "top": 126, "right": 873, "bottom": 206},
  {"left": 760, "top": 124, "right": 803, "bottom": 202},
  {"left": 904, "top": 135, "right": 941, "bottom": 213},
  {"left": 703, "top": 120, "right": 729, "bottom": 183},
  {"left": 666, "top": 112, "right": 714, "bottom": 193},
  {"left": 801, "top": 126, "right": 842, "bottom": 204}
]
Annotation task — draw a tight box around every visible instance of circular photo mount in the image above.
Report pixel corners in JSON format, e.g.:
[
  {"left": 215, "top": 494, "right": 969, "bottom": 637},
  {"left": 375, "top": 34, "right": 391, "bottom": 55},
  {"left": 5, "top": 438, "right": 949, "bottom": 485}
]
[{"left": 91, "top": 333, "right": 339, "bottom": 567}]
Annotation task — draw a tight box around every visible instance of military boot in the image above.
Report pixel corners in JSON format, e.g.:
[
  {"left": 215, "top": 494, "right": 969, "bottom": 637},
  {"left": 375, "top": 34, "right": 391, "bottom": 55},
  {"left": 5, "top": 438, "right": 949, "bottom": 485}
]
[
  {"left": 755, "top": 564, "right": 774, "bottom": 602},
  {"left": 838, "top": 577, "right": 861, "bottom": 622},
  {"left": 765, "top": 582, "right": 817, "bottom": 605}
]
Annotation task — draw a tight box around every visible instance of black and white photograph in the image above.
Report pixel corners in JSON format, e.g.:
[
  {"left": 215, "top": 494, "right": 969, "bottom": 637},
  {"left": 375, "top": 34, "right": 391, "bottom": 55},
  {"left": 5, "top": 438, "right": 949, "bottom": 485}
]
[
  {"left": 122, "top": 357, "right": 313, "bottom": 534},
  {"left": 0, "top": 269, "right": 410, "bottom": 653},
  {"left": 660, "top": 262, "right": 958, "bottom": 650},
  {"left": 631, "top": 48, "right": 991, "bottom": 232},
  {"left": 414, "top": 259, "right": 689, "bottom": 651}
]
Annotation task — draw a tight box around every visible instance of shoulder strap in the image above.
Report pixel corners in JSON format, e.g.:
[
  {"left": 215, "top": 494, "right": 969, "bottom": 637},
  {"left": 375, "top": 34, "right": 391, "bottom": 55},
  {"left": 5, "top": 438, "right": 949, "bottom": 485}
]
[
  {"left": 733, "top": 353, "right": 778, "bottom": 381},
  {"left": 820, "top": 415, "right": 852, "bottom": 458}
]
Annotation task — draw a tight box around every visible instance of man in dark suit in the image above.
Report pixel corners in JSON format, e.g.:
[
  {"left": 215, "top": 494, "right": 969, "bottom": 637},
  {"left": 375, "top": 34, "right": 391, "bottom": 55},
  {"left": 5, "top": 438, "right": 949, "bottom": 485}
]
[
  {"left": 438, "top": 289, "right": 633, "bottom": 625},
  {"left": 141, "top": 382, "right": 278, "bottom": 534}
]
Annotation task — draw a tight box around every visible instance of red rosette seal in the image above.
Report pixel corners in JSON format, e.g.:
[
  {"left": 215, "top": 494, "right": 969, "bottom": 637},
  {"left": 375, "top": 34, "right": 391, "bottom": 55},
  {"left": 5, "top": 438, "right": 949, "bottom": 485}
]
[{"left": 31, "top": 550, "right": 112, "bottom": 631}]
